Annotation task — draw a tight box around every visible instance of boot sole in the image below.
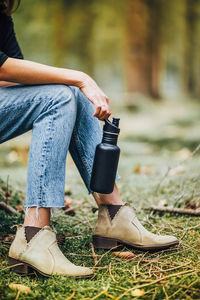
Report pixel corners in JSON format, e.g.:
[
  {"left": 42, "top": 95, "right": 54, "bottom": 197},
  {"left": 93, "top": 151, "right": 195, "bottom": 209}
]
[
  {"left": 93, "top": 235, "right": 179, "bottom": 251},
  {"left": 8, "top": 257, "right": 93, "bottom": 279}
]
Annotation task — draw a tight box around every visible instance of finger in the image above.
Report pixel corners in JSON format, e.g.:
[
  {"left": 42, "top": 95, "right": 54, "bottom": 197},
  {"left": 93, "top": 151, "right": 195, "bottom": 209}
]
[
  {"left": 95, "top": 109, "right": 106, "bottom": 119},
  {"left": 93, "top": 106, "right": 101, "bottom": 117},
  {"left": 99, "top": 111, "right": 111, "bottom": 120},
  {"left": 99, "top": 107, "right": 111, "bottom": 119},
  {"left": 98, "top": 106, "right": 110, "bottom": 120}
]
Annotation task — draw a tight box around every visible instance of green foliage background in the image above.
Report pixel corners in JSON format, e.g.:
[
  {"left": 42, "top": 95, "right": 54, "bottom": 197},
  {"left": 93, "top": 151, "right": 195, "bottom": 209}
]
[{"left": 13, "top": 0, "right": 200, "bottom": 98}]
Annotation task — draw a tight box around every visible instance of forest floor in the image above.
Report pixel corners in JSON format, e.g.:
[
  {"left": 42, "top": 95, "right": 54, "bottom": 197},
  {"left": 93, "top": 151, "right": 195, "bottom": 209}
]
[{"left": 0, "top": 96, "right": 200, "bottom": 299}]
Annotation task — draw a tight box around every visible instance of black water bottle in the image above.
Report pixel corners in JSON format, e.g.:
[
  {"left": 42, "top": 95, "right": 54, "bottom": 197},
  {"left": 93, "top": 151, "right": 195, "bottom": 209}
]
[{"left": 90, "top": 117, "right": 120, "bottom": 194}]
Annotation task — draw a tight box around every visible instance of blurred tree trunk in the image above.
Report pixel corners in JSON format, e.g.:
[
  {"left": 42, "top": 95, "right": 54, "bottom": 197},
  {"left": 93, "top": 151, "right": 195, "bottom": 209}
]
[
  {"left": 147, "top": 0, "right": 163, "bottom": 99},
  {"left": 158, "top": 0, "right": 187, "bottom": 99},
  {"left": 49, "top": 0, "right": 96, "bottom": 74},
  {"left": 184, "top": 0, "right": 200, "bottom": 98},
  {"left": 66, "top": 0, "right": 96, "bottom": 75},
  {"left": 49, "top": 0, "right": 68, "bottom": 67},
  {"left": 124, "top": 0, "right": 162, "bottom": 99}
]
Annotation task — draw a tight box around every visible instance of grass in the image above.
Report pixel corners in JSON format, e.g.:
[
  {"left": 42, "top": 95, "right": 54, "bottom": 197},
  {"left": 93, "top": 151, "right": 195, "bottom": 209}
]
[{"left": 0, "top": 98, "right": 200, "bottom": 299}]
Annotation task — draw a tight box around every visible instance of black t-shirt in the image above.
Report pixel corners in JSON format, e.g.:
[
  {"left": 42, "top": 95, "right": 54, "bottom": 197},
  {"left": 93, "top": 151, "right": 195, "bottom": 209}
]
[{"left": 0, "top": 13, "right": 23, "bottom": 67}]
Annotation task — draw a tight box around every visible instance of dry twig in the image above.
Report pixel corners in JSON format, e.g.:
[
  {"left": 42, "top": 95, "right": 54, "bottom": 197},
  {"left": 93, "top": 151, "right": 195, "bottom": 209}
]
[
  {"left": 90, "top": 243, "right": 98, "bottom": 265},
  {"left": 109, "top": 263, "right": 116, "bottom": 282},
  {"left": 94, "top": 245, "right": 120, "bottom": 267},
  {"left": 0, "top": 263, "right": 24, "bottom": 272},
  {"left": 144, "top": 205, "right": 200, "bottom": 216},
  {"left": 116, "top": 269, "right": 195, "bottom": 300},
  {"left": 90, "top": 285, "right": 109, "bottom": 300},
  {"left": 65, "top": 290, "right": 75, "bottom": 300},
  {"left": 0, "top": 201, "right": 19, "bottom": 215}
]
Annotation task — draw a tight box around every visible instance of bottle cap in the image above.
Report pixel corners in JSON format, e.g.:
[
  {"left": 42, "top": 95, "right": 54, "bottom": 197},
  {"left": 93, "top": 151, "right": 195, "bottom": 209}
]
[{"left": 103, "top": 118, "right": 120, "bottom": 135}]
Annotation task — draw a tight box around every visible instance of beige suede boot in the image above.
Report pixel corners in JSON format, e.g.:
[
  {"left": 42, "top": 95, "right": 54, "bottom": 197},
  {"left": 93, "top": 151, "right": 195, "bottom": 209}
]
[
  {"left": 9, "top": 225, "right": 93, "bottom": 278},
  {"left": 93, "top": 204, "right": 178, "bottom": 250}
]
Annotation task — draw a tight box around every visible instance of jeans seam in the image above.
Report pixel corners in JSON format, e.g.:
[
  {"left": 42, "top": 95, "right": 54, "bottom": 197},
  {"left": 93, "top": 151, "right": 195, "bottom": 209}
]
[
  {"left": 73, "top": 125, "right": 93, "bottom": 189},
  {"left": 37, "top": 106, "right": 57, "bottom": 205},
  {"left": 74, "top": 126, "right": 92, "bottom": 174}
]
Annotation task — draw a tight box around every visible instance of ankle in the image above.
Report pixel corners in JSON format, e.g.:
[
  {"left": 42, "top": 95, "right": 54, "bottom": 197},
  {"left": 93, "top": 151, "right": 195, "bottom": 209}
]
[
  {"left": 24, "top": 207, "right": 51, "bottom": 227},
  {"left": 93, "top": 192, "right": 123, "bottom": 206},
  {"left": 93, "top": 184, "right": 124, "bottom": 206},
  {"left": 24, "top": 221, "right": 50, "bottom": 227},
  {"left": 98, "top": 200, "right": 123, "bottom": 206}
]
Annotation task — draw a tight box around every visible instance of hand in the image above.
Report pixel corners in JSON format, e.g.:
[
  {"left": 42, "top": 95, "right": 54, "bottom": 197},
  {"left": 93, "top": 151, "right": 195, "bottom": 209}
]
[{"left": 78, "top": 74, "right": 111, "bottom": 120}]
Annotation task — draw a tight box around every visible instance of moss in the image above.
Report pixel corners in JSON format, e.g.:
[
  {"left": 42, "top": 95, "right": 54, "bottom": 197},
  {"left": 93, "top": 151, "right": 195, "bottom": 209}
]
[{"left": 0, "top": 99, "right": 200, "bottom": 299}]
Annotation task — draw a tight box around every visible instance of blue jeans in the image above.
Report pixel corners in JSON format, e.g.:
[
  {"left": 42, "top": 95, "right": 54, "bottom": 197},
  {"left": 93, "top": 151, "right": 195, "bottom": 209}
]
[{"left": 0, "top": 84, "right": 119, "bottom": 207}]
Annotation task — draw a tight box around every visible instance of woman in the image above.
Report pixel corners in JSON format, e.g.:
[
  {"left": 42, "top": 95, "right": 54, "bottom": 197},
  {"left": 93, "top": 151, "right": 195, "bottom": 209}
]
[{"left": 0, "top": 0, "right": 178, "bottom": 278}]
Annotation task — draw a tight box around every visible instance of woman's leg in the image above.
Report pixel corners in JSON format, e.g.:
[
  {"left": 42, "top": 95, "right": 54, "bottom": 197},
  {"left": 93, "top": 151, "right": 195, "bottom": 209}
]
[
  {"left": 0, "top": 84, "right": 77, "bottom": 211},
  {"left": 93, "top": 184, "right": 123, "bottom": 205},
  {"left": 68, "top": 86, "right": 122, "bottom": 204},
  {"left": 23, "top": 85, "right": 122, "bottom": 228},
  {"left": 0, "top": 84, "right": 93, "bottom": 277},
  {"left": 23, "top": 208, "right": 51, "bottom": 227}
]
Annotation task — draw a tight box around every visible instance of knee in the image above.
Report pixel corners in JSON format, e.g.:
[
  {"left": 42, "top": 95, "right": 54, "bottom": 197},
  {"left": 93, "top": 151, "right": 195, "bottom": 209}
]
[
  {"left": 49, "top": 84, "right": 76, "bottom": 105},
  {"left": 38, "top": 84, "right": 77, "bottom": 112}
]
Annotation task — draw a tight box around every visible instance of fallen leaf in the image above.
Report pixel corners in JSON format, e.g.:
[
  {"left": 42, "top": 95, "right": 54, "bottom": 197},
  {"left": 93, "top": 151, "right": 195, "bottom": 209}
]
[
  {"left": 9, "top": 283, "right": 31, "bottom": 293},
  {"left": 16, "top": 205, "right": 24, "bottom": 212},
  {"left": 131, "top": 289, "right": 145, "bottom": 297},
  {"left": 134, "top": 166, "right": 141, "bottom": 173},
  {"left": 133, "top": 165, "right": 152, "bottom": 175},
  {"left": 169, "top": 166, "right": 186, "bottom": 176},
  {"left": 112, "top": 251, "right": 135, "bottom": 259}
]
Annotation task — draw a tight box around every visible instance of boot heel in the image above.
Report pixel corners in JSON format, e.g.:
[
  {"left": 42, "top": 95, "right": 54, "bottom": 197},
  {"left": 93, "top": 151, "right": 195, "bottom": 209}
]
[
  {"left": 8, "top": 257, "right": 33, "bottom": 275},
  {"left": 93, "top": 235, "right": 118, "bottom": 249}
]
